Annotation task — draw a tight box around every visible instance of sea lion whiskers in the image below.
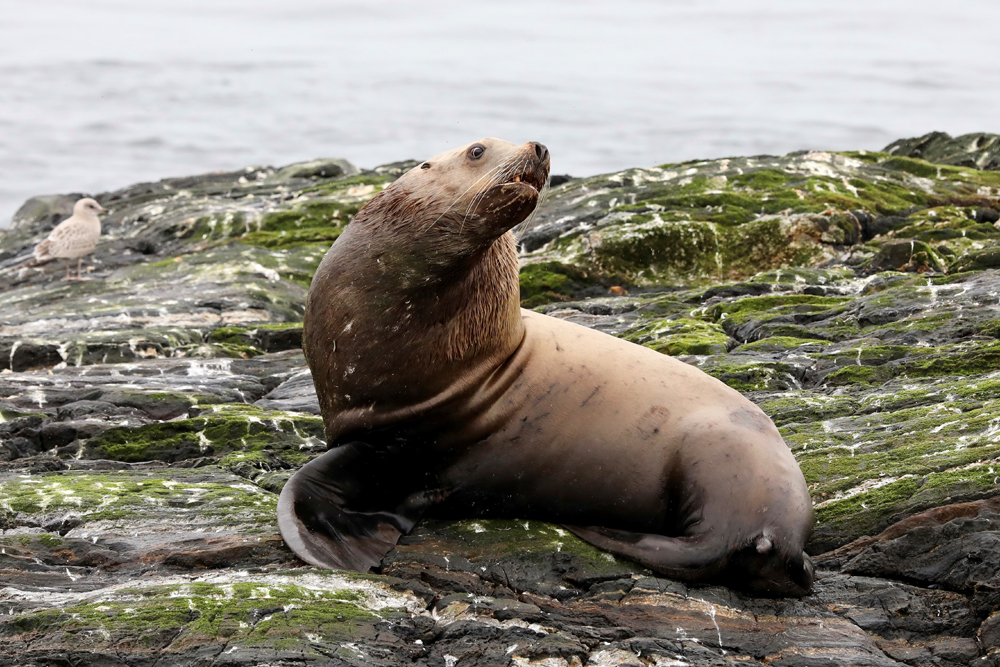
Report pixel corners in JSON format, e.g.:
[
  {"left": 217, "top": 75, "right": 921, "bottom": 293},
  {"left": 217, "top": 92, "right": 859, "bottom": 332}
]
[
  {"left": 458, "top": 155, "right": 529, "bottom": 234},
  {"left": 513, "top": 169, "right": 551, "bottom": 242},
  {"left": 457, "top": 154, "right": 529, "bottom": 232},
  {"left": 419, "top": 156, "right": 521, "bottom": 235}
]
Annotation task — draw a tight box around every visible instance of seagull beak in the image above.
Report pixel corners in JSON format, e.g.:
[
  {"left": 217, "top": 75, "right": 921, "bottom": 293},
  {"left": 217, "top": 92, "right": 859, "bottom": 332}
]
[{"left": 98, "top": 206, "right": 108, "bottom": 214}]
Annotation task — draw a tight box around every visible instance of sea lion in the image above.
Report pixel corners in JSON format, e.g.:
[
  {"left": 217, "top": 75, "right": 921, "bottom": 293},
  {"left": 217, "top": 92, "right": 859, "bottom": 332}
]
[{"left": 278, "top": 138, "right": 815, "bottom": 596}]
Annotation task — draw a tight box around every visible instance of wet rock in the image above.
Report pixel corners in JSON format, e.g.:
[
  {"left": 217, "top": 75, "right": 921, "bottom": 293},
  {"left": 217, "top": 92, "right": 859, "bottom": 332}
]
[
  {"left": 865, "top": 239, "right": 947, "bottom": 274},
  {"left": 862, "top": 214, "right": 908, "bottom": 241},
  {"left": 2, "top": 142, "right": 1000, "bottom": 664},
  {"left": 9, "top": 193, "right": 86, "bottom": 232},
  {"left": 520, "top": 149, "right": 1000, "bottom": 285},
  {"left": 274, "top": 157, "right": 359, "bottom": 181},
  {"left": 885, "top": 131, "right": 1000, "bottom": 171},
  {"left": 254, "top": 367, "right": 319, "bottom": 413},
  {"left": 976, "top": 207, "right": 1000, "bottom": 225},
  {"left": 548, "top": 174, "right": 575, "bottom": 187},
  {"left": 956, "top": 245, "right": 1000, "bottom": 271},
  {"left": 980, "top": 612, "right": 1000, "bottom": 650}
]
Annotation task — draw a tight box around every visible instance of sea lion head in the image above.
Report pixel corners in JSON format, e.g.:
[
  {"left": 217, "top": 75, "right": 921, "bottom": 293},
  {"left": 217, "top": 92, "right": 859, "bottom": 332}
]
[
  {"left": 306, "top": 138, "right": 550, "bottom": 414},
  {"left": 385, "top": 137, "right": 551, "bottom": 251}
]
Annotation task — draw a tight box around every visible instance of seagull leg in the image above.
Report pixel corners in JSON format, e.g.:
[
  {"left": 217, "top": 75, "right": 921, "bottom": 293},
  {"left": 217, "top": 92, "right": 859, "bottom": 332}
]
[
  {"left": 64, "top": 260, "right": 72, "bottom": 280},
  {"left": 77, "top": 258, "right": 83, "bottom": 280}
]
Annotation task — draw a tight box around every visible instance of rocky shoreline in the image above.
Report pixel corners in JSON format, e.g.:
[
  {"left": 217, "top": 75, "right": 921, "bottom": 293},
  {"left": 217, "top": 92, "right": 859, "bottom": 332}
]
[{"left": 2, "top": 131, "right": 1000, "bottom": 666}]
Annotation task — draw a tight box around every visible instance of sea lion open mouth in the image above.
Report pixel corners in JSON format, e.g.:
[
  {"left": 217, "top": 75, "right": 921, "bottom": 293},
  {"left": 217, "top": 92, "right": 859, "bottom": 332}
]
[
  {"left": 496, "top": 141, "right": 549, "bottom": 194},
  {"left": 503, "top": 167, "right": 547, "bottom": 192}
]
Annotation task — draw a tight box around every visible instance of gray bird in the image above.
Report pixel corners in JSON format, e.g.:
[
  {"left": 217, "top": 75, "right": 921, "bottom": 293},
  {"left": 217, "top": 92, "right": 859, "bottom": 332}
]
[{"left": 33, "top": 198, "right": 107, "bottom": 280}]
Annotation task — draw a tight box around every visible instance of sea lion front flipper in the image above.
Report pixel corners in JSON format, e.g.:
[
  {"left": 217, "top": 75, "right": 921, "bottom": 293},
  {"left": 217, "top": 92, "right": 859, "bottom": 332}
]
[
  {"left": 566, "top": 525, "right": 726, "bottom": 582},
  {"left": 277, "top": 443, "right": 436, "bottom": 572}
]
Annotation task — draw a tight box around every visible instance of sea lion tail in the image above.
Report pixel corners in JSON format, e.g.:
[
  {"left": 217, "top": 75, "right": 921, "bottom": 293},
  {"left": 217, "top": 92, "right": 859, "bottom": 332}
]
[
  {"left": 565, "top": 525, "right": 728, "bottom": 581},
  {"left": 277, "top": 443, "right": 435, "bottom": 572}
]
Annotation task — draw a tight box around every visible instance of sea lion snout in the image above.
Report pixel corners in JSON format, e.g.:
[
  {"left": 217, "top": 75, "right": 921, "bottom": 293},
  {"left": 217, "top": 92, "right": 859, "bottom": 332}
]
[
  {"left": 531, "top": 141, "right": 549, "bottom": 162},
  {"left": 385, "top": 137, "right": 550, "bottom": 246}
]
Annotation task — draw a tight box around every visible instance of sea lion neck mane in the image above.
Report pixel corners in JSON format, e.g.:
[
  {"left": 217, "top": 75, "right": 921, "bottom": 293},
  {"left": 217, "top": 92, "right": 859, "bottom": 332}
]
[{"left": 304, "top": 138, "right": 547, "bottom": 437}]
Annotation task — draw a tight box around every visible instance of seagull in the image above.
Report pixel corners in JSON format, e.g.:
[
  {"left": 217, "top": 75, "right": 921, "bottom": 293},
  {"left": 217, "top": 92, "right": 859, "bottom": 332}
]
[{"left": 33, "top": 198, "right": 107, "bottom": 280}]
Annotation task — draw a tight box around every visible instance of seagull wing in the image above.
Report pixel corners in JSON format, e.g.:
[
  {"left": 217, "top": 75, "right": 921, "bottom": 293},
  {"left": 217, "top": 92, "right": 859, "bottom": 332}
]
[
  {"left": 33, "top": 237, "right": 53, "bottom": 261},
  {"left": 36, "top": 215, "right": 99, "bottom": 259}
]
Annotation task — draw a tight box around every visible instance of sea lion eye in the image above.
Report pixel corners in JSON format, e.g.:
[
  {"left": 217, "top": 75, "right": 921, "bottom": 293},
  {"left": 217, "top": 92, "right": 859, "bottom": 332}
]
[
  {"left": 421, "top": 163, "right": 431, "bottom": 170},
  {"left": 468, "top": 145, "right": 485, "bottom": 160}
]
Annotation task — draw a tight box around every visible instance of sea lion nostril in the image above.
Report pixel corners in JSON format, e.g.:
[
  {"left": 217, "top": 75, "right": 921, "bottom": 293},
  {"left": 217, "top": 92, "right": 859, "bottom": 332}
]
[{"left": 532, "top": 142, "right": 549, "bottom": 161}]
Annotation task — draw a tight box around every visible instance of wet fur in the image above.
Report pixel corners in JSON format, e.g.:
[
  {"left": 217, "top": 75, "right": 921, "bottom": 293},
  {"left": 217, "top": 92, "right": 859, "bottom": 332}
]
[{"left": 282, "top": 138, "right": 816, "bottom": 597}]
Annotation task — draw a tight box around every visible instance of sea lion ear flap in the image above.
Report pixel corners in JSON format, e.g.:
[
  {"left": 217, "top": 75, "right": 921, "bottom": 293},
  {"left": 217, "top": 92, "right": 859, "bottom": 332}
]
[{"left": 277, "top": 443, "right": 426, "bottom": 572}]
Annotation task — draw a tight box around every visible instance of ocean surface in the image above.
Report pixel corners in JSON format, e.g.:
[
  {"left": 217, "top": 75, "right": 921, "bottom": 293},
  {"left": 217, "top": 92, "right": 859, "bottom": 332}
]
[{"left": 2, "top": 0, "right": 999, "bottom": 226}]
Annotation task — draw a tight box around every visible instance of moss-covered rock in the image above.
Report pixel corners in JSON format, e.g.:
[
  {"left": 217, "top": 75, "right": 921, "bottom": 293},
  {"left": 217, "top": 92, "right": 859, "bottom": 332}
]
[
  {"left": 885, "top": 131, "right": 1000, "bottom": 171},
  {"left": 518, "top": 261, "right": 626, "bottom": 308},
  {"left": 519, "top": 149, "right": 1000, "bottom": 285},
  {"left": 84, "top": 404, "right": 324, "bottom": 464},
  {"left": 0, "top": 468, "right": 278, "bottom": 530},
  {"left": 0, "top": 571, "right": 419, "bottom": 662},
  {"left": 623, "top": 317, "right": 730, "bottom": 355},
  {"left": 208, "top": 322, "right": 304, "bottom": 355},
  {"left": 4, "top": 141, "right": 1000, "bottom": 666}
]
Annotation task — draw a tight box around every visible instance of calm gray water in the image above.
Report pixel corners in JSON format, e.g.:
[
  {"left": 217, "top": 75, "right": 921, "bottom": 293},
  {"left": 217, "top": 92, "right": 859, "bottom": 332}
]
[{"left": 2, "top": 0, "right": 999, "bottom": 226}]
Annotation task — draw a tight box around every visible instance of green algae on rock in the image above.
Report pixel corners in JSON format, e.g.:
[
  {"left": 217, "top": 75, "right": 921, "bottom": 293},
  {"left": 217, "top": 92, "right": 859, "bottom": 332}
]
[
  {"left": 0, "top": 468, "right": 277, "bottom": 531},
  {"left": 4, "top": 142, "right": 1000, "bottom": 666},
  {"left": 0, "top": 570, "right": 422, "bottom": 662},
  {"left": 84, "top": 403, "right": 324, "bottom": 464},
  {"left": 518, "top": 148, "right": 1000, "bottom": 289},
  {"left": 885, "top": 131, "right": 1000, "bottom": 171},
  {"left": 518, "top": 261, "right": 629, "bottom": 308},
  {"left": 623, "top": 316, "right": 730, "bottom": 356}
]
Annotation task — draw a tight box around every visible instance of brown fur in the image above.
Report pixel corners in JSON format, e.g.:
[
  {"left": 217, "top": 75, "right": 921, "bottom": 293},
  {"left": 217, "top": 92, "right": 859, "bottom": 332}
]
[
  {"left": 304, "top": 140, "right": 541, "bottom": 446},
  {"left": 283, "top": 138, "right": 815, "bottom": 597}
]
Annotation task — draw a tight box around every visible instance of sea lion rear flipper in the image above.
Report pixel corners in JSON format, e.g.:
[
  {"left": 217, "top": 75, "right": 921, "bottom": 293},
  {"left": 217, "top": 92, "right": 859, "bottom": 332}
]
[
  {"left": 277, "top": 443, "right": 436, "bottom": 572},
  {"left": 566, "top": 525, "right": 726, "bottom": 581}
]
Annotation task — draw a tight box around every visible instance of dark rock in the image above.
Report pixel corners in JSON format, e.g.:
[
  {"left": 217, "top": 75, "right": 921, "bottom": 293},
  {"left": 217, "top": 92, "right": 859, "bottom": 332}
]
[
  {"left": 274, "top": 158, "right": 358, "bottom": 181},
  {"left": 977, "top": 207, "right": 1000, "bottom": 225},
  {"left": 863, "top": 215, "right": 908, "bottom": 241},
  {"left": 39, "top": 421, "right": 87, "bottom": 449},
  {"left": 698, "top": 282, "right": 774, "bottom": 301},
  {"left": 865, "top": 238, "right": 947, "bottom": 273},
  {"left": 980, "top": 611, "right": 1000, "bottom": 649},
  {"left": 929, "top": 637, "right": 980, "bottom": 662},
  {"left": 885, "top": 131, "right": 1000, "bottom": 170},
  {"left": 97, "top": 390, "right": 192, "bottom": 420},
  {"left": 879, "top": 644, "right": 934, "bottom": 665},
  {"left": 842, "top": 513, "right": 1000, "bottom": 594},
  {"left": 956, "top": 246, "right": 1000, "bottom": 271},
  {"left": 10, "top": 193, "right": 86, "bottom": 231},
  {"left": 2, "top": 342, "right": 63, "bottom": 372},
  {"left": 256, "top": 325, "right": 303, "bottom": 352},
  {"left": 128, "top": 239, "right": 157, "bottom": 255},
  {"left": 254, "top": 368, "right": 318, "bottom": 414},
  {"left": 56, "top": 400, "right": 142, "bottom": 421}
]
